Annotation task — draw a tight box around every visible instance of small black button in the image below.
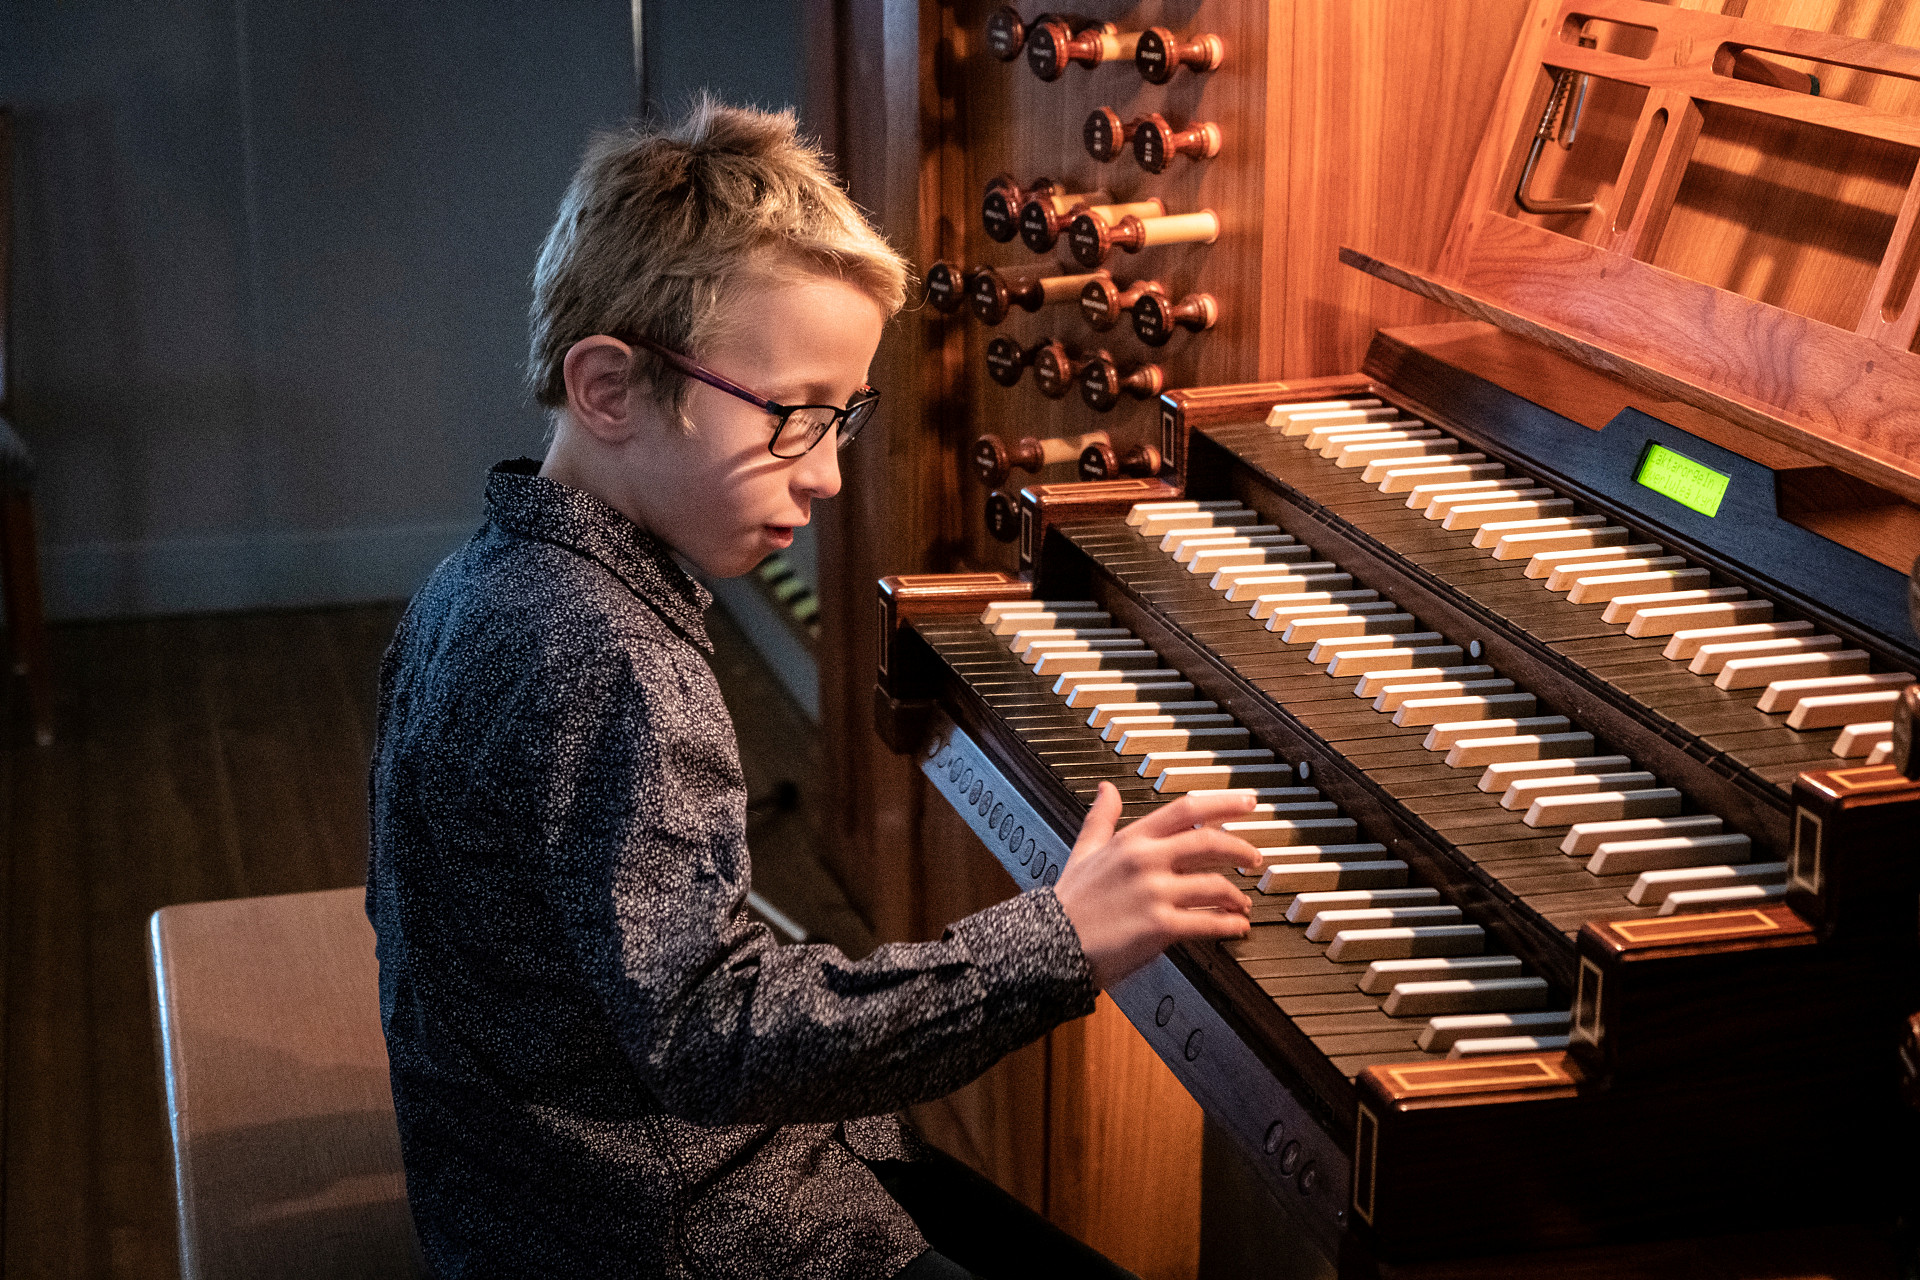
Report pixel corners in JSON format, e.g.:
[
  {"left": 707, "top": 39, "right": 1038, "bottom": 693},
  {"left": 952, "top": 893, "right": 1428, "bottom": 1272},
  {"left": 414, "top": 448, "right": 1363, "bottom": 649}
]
[
  {"left": 1297, "top": 1162, "right": 1318, "bottom": 1195},
  {"left": 1183, "top": 1029, "right": 1202, "bottom": 1061},
  {"left": 1280, "top": 1140, "right": 1302, "bottom": 1175},
  {"left": 1263, "top": 1121, "right": 1284, "bottom": 1154},
  {"left": 1155, "top": 996, "right": 1174, "bottom": 1027}
]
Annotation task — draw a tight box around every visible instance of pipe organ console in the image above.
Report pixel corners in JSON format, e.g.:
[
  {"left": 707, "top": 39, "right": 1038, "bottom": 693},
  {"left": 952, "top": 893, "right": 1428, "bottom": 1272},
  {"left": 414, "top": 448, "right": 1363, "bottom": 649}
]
[{"left": 878, "top": 0, "right": 1920, "bottom": 1272}]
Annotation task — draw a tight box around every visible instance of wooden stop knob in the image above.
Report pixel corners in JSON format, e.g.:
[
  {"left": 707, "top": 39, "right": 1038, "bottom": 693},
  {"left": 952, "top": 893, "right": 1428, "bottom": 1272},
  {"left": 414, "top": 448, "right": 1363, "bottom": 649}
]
[{"left": 1134, "top": 26, "right": 1224, "bottom": 83}]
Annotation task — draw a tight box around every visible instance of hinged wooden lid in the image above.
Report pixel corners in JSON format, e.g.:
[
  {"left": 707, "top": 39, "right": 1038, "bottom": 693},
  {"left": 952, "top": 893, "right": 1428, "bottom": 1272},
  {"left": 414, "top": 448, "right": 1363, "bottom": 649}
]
[{"left": 1344, "top": 0, "right": 1920, "bottom": 504}]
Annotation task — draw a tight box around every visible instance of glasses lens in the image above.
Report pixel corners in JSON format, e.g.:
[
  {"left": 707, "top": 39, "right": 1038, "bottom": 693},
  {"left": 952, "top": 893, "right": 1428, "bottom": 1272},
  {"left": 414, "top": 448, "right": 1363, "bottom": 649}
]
[
  {"left": 836, "top": 396, "right": 879, "bottom": 451},
  {"left": 771, "top": 405, "right": 838, "bottom": 458}
]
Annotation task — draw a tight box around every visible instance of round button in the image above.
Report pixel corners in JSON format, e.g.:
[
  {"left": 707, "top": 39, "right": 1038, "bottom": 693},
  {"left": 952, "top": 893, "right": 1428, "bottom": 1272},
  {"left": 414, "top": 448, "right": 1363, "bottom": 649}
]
[
  {"left": 989, "top": 801, "right": 1005, "bottom": 827},
  {"left": 1020, "top": 838, "right": 1036, "bottom": 866},
  {"left": 948, "top": 755, "right": 964, "bottom": 783},
  {"left": 1083, "top": 107, "right": 1123, "bottom": 162},
  {"left": 1470, "top": 639, "right": 1483, "bottom": 659},
  {"left": 984, "top": 492, "right": 1020, "bottom": 543},
  {"left": 959, "top": 766, "right": 973, "bottom": 792},
  {"left": 1079, "top": 357, "right": 1120, "bottom": 412},
  {"left": 978, "top": 787, "right": 994, "bottom": 817},
  {"left": 1133, "top": 119, "right": 1167, "bottom": 173},
  {"left": 1279, "top": 1140, "right": 1302, "bottom": 1175},
  {"left": 1130, "top": 291, "right": 1172, "bottom": 347},
  {"left": 968, "top": 779, "right": 983, "bottom": 806},
  {"left": 1066, "top": 214, "right": 1106, "bottom": 269},
  {"left": 981, "top": 189, "right": 1019, "bottom": 243},
  {"left": 1134, "top": 27, "right": 1172, "bottom": 83},
  {"left": 1155, "top": 995, "right": 1175, "bottom": 1027},
  {"left": 983, "top": 6, "right": 1024, "bottom": 61},
  {"left": 984, "top": 336, "right": 1028, "bottom": 387},
  {"left": 1043, "top": 862, "right": 1059, "bottom": 886},
  {"left": 1008, "top": 822, "right": 1024, "bottom": 847},
  {"left": 1263, "top": 1121, "right": 1285, "bottom": 1154},
  {"left": 1298, "top": 761, "right": 1312, "bottom": 781},
  {"left": 1297, "top": 1162, "right": 1318, "bottom": 1196},
  {"left": 924, "top": 261, "right": 965, "bottom": 314},
  {"left": 1183, "top": 1029, "right": 1203, "bottom": 1061},
  {"left": 1079, "top": 442, "right": 1117, "bottom": 482},
  {"left": 1025, "top": 22, "right": 1067, "bottom": 81},
  {"left": 1017, "top": 198, "right": 1058, "bottom": 253}
]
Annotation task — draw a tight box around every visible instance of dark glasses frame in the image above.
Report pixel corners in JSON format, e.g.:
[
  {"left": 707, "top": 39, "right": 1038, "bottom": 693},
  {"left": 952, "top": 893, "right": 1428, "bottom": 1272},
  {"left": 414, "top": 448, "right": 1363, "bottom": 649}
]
[{"left": 628, "top": 334, "right": 880, "bottom": 459}]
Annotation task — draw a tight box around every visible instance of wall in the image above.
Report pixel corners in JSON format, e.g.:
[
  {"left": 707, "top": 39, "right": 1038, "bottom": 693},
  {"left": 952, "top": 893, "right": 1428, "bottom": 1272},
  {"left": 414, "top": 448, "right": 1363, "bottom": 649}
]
[{"left": 2, "top": 1, "right": 635, "bottom": 618}]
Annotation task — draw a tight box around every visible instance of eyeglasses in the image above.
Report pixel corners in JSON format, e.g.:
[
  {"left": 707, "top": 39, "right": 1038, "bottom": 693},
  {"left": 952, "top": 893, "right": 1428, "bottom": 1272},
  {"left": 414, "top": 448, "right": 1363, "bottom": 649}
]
[{"left": 628, "top": 334, "right": 880, "bottom": 459}]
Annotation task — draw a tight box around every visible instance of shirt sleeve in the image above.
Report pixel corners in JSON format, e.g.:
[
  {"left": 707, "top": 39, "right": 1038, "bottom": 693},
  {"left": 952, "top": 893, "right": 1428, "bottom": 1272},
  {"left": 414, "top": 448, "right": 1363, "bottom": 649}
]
[{"left": 481, "top": 640, "right": 1098, "bottom": 1129}]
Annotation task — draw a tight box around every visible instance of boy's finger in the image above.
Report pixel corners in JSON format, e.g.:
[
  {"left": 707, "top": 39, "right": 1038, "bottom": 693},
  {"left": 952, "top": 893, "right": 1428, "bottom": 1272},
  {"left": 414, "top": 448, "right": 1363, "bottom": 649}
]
[
  {"left": 1166, "top": 873, "right": 1254, "bottom": 915},
  {"left": 1128, "top": 790, "right": 1258, "bottom": 839},
  {"left": 1071, "top": 781, "right": 1124, "bottom": 856},
  {"left": 1160, "top": 829, "right": 1266, "bottom": 874}
]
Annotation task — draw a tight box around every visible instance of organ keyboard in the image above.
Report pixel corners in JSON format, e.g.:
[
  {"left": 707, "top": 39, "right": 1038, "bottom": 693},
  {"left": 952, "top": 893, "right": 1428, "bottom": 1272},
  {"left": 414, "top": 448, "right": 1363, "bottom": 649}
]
[{"left": 876, "top": 332, "right": 1920, "bottom": 1263}]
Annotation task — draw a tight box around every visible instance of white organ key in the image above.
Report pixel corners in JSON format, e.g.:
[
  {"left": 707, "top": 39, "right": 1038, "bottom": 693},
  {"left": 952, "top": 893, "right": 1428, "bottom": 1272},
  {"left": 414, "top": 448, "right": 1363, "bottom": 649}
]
[
  {"left": 1256, "top": 860, "right": 1409, "bottom": 893},
  {"left": 1337, "top": 438, "right": 1461, "bottom": 469},
  {"left": 1472, "top": 514, "right": 1608, "bottom": 550},
  {"left": 1688, "top": 633, "right": 1843, "bottom": 675},
  {"left": 1476, "top": 755, "right": 1633, "bottom": 792},
  {"left": 1499, "top": 771, "right": 1657, "bottom": 811},
  {"left": 1628, "top": 862, "right": 1788, "bottom": 907},
  {"left": 1327, "top": 645, "right": 1465, "bottom": 677},
  {"left": 1381, "top": 976, "right": 1549, "bottom": 1017},
  {"left": 1833, "top": 721, "right": 1896, "bottom": 757},
  {"left": 1064, "top": 680, "right": 1196, "bottom": 708},
  {"left": 1211, "top": 555, "right": 1332, "bottom": 583},
  {"left": 1222, "top": 817, "right": 1360, "bottom": 846},
  {"left": 1157, "top": 762, "right": 1296, "bottom": 792},
  {"left": 1258, "top": 595, "right": 1389, "bottom": 625},
  {"left": 1227, "top": 573, "right": 1354, "bottom": 603},
  {"left": 1246, "top": 843, "right": 1388, "bottom": 873},
  {"left": 1265, "top": 400, "right": 1389, "bottom": 431},
  {"left": 1586, "top": 832, "right": 1751, "bottom": 876},
  {"left": 1407, "top": 478, "right": 1534, "bottom": 510},
  {"left": 1445, "top": 732, "right": 1596, "bottom": 768},
  {"left": 1716, "top": 649, "right": 1868, "bottom": 690},
  {"left": 981, "top": 599, "right": 1095, "bottom": 625},
  {"left": 1138, "top": 748, "right": 1274, "bottom": 778},
  {"left": 1423, "top": 717, "right": 1571, "bottom": 750},
  {"left": 1302, "top": 905, "right": 1463, "bottom": 941},
  {"left": 1662, "top": 619, "right": 1816, "bottom": 661},
  {"left": 1417, "top": 1010, "right": 1571, "bottom": 1053},
  {"left": 1560, "top": 814, "right": 1723, "bottom": 858},
  {"left": 1662, "top": 884, "right": 1787, "bottom": 914},
  {"left": 1544, "top": 556, "right": 1685, "bottom": 592},
  {"left": 1355, "top": 665, "right": 1497, "bottom": 698},
  {"left": 1393, "top": 693, "right": 1536, "bottom": 727},
  {"left": 1031, "top": 650, "right": 1163, "bottom": 675},
  {"left": 1136, "top": 508, "right": 1261, "bottom": 537},
  {"left": 1188, "top": 544, "right": 1317, "bottom": 574},
  {"left": 1786, "top": 687, "right": 1913, "bottom": 730},
  {"left": 1757, "top": 670, "right": 1914, "bottom": 716},
  {"left": 1281, "top": 613, "right": 1417, "bottom": 643},
  {"left": 1114, "top": 726, "right": 1250, "bottom": 755},
  {"left": 1188, "top": 787, "right": 1325, "bottom": 808},
  {"left": 1366, "top": 455, "right": 1495, "bottom": 486},
  {"left": 1866, "top": 740, "right": 1895, "bottom": 765},
  {"left": 1448, "top": 1035, "right": 1572, "bottom": 1058},
  {"left": 1599, "top": 585, "right": 1748, "bottom": 624},
  {"left": 1624, "top": 599, "right": 1774, "bottom": 637},
  {"left": 1022, "top": 640, "right": 1147, "bottom": 668},
  {"left": 1373, "top": 678, "right": 1515, "bottom": 713},
  {"left": 1053, "top": 667, "right": 1181, "bottom": 694},
  {"left": 1525, "top": 543, "right": 1663, "bottom": 580},
  {"left": 1566, "top": 568, "right": 1710, "bottom": 605},
  {"left": 1127, "top": 499, "right": 1242, "bottom": 527},
  {"left": 1285, "top": 887, "right": 1442, "bottom": 923},
  {"left": 1085, "top": 699, "right": 1216, "bottom": 728},
  {"left": 1308, "top": 632, "right": 1446, "bottom": 663},
  {"left": 995, "top": 611, "right": 1112, "bottom": 636},
  {"left": 1327, "top": 925, "right": 1485, "bottom": 963},
  {"left": 1162, "top": 524, "right": 1284, "bottom": 553},
  {"left": 1100, "top": 712, "right": 1233, "bottom": 741},
  {"left": 1491, "top": 524, "right": 1629, "bottom": 560},
  {"left": 1422, "top": 487, "right": 1553, "bottom": 519},
  {"left": 1443, "top": 498, "right": 1576, "bottom": 531},
  {"left": 1524, "top": 788, "right": 1682, "bottom": 828},
  {"left": 1235, "top": 802, "right": 1340, "bottom": 823},
  {"left": 1008, "top": 627, "right": 1131, "bottom": 654},
  {"left": 1313, "top": 426, "right": 1439, "bottom": 456},
  {"left": 1363, "top": 957, "right": 1525, "bottom": 997}
]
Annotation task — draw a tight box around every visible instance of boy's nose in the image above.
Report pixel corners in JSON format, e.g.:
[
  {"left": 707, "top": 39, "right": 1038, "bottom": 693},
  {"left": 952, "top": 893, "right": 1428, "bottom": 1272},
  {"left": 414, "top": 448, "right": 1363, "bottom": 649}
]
[{"left": 796, "top": 436, "right": 842, "bottom": 500}]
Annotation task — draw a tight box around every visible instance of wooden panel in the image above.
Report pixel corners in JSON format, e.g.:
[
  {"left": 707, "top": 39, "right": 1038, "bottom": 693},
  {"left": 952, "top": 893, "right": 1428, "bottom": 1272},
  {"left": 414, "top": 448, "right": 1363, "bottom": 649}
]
[
  {"left": 1281, "top": 0, "right": 1529, "bottom": 377},
  {"left": 1048, "top": 995, "right": 1204, "bottom": 1280}
]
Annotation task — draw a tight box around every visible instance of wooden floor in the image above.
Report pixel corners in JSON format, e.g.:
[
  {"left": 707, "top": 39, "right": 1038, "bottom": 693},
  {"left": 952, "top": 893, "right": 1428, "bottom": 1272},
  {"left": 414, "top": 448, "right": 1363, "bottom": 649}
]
[{"left": 0, "top": 600, "right": 857, "bottom": 1277}]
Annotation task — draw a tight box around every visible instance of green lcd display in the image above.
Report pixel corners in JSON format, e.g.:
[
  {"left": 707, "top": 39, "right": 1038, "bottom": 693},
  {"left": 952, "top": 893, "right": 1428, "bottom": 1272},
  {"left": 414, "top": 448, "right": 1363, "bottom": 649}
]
[{"left": 1634, "top": 443, "right": 1731, "bottom": 517}]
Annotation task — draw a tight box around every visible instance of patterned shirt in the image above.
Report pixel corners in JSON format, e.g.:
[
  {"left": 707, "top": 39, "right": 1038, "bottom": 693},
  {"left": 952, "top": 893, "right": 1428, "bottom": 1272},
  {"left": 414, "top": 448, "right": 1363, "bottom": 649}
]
[{"left": 367, "top": 460, "right": 1097, "bottom": 1278}]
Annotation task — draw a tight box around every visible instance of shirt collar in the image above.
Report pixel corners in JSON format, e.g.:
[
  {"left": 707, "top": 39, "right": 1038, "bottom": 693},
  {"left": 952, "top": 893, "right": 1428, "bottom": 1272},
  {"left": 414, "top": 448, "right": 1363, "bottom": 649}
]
[{"left": 485, "top": 458, "right": 714, "bottom": 651}]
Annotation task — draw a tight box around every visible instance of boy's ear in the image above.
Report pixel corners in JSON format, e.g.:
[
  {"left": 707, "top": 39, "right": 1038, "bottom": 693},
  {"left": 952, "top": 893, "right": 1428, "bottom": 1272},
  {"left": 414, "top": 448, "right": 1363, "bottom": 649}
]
[{"left": 562, "top": 337, "right": 641, "bottom": 442}]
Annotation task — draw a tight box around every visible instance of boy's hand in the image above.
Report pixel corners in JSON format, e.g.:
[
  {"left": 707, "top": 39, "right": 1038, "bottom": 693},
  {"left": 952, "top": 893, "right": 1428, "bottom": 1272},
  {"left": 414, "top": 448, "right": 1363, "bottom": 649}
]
[{"left": 1052, "top": 782, "right": 1264, "bottom": 990}]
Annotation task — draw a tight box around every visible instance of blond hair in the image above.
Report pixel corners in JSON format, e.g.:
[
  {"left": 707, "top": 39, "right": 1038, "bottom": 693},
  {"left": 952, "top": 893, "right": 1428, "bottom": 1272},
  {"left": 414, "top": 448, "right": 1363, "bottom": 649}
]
[{"left": 529, "top": 96, "right": 908, "bottom": 421}]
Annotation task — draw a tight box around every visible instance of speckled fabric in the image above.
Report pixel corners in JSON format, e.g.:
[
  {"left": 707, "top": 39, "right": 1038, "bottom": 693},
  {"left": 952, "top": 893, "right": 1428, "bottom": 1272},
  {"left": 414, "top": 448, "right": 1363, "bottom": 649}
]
[{"left": 368, "top": 459, "right": 1097, "bottom": 1279}]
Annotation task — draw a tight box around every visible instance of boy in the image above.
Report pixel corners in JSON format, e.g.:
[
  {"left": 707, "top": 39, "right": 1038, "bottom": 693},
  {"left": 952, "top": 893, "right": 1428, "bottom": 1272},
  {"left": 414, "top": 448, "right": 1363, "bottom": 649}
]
[{"left": 367, "top": 98, "right": 1262, "bottom": 1278}]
